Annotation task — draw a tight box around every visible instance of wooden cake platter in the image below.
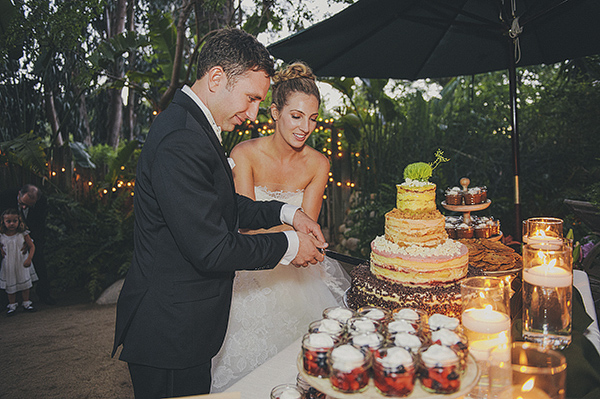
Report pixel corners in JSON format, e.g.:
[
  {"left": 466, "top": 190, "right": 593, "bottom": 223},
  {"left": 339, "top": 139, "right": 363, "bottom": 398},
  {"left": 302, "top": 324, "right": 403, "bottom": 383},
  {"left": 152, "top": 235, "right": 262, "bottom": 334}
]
[{"left": 297, "top": 352, "right": 481, "bottom": 399}]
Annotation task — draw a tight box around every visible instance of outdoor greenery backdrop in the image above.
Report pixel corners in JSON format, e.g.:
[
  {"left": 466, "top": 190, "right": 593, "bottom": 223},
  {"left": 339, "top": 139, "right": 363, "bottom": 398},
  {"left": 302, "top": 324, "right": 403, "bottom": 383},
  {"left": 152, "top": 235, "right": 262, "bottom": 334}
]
[{"left": 1, "top": 0, "right": 599, "bottom": 299}]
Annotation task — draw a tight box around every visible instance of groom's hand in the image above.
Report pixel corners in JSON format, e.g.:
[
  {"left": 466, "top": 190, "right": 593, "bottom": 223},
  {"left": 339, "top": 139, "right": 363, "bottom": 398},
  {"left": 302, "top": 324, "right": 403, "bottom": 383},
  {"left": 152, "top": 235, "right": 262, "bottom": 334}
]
[
  {"left": 292, "top": 209, "right": 327, "bottom": 244},
  {"left": 291, "top": 231, "right": 328, "bottom": 268}
]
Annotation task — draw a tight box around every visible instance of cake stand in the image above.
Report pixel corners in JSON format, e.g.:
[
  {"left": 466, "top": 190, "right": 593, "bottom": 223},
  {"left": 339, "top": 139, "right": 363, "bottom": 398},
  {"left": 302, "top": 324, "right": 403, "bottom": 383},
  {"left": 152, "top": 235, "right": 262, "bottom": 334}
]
[{"left": 297, "top": 353, "right": 481, "bottom": 399}]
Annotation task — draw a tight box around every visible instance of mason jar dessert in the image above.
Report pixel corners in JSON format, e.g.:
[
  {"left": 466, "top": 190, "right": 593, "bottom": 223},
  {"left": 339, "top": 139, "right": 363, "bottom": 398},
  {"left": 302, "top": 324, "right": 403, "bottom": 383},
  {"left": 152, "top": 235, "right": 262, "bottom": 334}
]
[{"left": 373, "top": 346, "right": 416, "bottom": 397}]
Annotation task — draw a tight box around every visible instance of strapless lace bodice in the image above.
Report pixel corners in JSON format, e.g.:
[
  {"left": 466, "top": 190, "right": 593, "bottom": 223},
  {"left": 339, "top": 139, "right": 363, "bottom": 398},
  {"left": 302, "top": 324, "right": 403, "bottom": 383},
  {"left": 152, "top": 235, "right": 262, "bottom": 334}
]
[{"left": 254, "top": 186, "right": 304, "bottom": 208}]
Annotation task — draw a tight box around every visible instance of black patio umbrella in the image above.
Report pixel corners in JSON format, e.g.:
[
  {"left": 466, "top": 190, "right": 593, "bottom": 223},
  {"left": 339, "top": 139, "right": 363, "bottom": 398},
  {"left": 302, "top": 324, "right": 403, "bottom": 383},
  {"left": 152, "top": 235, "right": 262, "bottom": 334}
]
[{"left": 268, "top": 0, "right": 600, "bottom": 238}]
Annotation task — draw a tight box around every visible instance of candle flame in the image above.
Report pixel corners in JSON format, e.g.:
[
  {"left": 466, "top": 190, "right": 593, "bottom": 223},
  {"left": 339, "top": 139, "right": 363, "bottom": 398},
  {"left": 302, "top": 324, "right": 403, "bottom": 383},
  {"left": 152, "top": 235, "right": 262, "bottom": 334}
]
[{"left": 522, "top": 377, "right": 536, "bottom": 392}]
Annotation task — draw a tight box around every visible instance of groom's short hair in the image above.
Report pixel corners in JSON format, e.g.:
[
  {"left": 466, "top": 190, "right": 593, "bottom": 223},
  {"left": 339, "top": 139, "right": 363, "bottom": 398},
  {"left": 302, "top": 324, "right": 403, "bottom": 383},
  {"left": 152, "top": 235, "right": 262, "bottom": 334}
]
[{"left": 196, "top": 28, "right": 275, "bottom": 86}]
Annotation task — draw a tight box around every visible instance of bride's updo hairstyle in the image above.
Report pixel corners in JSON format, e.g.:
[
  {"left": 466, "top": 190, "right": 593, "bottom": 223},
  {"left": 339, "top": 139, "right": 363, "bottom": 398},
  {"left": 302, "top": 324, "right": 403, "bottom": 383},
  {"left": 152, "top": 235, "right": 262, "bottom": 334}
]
[{"left": 271, "top": 61, "right": 321, "bottom": 111}]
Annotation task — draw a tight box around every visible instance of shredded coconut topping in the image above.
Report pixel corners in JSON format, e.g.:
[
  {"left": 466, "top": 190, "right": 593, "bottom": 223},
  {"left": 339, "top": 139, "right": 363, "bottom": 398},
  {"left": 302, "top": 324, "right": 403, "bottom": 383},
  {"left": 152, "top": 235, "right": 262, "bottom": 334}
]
[
  {"left": 400, "top": 179, "right": 435, "bottom": 188},
  {"left": 372, "top": 235, "right": 464, "bottom": 258}
]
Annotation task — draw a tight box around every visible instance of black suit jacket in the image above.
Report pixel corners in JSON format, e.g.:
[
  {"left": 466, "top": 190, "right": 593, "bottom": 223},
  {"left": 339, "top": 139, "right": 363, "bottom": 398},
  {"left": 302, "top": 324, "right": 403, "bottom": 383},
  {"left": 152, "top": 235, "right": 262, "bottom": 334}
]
[{"left": 113, "top": 89, "right": 289, "bottom": 369}]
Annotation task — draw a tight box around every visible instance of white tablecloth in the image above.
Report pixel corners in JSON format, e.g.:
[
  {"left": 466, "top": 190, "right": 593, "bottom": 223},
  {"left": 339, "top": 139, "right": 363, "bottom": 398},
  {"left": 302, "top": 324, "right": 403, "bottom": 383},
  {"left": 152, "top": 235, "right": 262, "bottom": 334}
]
[
  {"left": 573, "top": 269, "right": 600, "bottom": 354},
  {"left": 224, "top": 336, "right": 302, "bottom": 398},
  {"left": 223, "top": 271, "right": 600, "bottom": 398}
]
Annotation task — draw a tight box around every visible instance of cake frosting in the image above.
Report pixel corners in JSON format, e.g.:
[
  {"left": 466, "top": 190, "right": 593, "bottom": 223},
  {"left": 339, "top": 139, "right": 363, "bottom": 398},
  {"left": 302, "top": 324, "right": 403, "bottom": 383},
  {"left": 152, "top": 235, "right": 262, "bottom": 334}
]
[{"left": 347, "top": 163, "right": 470, "bottom": 317}]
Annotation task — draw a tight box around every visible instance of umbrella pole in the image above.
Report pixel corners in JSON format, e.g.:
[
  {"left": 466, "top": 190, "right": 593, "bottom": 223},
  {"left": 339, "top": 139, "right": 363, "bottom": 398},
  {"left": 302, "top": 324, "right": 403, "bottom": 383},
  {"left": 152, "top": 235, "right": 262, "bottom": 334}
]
[{"left": 508, "top": 40, "right": 522, "bottom": 242}]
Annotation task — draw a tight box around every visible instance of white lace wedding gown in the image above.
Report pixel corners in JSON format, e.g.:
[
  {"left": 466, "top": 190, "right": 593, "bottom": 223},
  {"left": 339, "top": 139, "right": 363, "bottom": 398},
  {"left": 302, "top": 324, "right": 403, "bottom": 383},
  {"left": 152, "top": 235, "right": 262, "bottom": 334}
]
[{"left": 210, "top": 186, "right": 351, "bottom": 392}]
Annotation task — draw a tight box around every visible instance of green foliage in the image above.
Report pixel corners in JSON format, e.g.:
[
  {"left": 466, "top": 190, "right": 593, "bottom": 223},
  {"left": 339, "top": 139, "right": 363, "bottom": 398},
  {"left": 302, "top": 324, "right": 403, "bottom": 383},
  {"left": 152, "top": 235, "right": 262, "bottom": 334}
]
[
  {"left": 45, "top": 192, "right": 133, "bottom": 300},
  {"left": 0, "top": 132, "right": 48, "bottom": 177}
]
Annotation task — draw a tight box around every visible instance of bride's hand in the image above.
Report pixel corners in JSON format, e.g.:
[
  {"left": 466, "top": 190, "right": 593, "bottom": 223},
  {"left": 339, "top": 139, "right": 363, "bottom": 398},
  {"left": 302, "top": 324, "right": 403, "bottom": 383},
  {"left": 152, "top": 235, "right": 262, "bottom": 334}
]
[
  {"left": 291, "top": 231, "right": 327, "bottom": 268},
  {"left": 291, "top": 209, "right": 327, "bottom": 245}
]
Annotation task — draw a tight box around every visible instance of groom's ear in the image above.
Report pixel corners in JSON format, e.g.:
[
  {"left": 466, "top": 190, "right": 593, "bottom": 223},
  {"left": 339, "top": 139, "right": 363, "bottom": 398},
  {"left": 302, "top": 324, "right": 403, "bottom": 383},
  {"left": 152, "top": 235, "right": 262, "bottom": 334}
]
[{"left": 207, "top": 66, "right": 225, "bottom": 93}]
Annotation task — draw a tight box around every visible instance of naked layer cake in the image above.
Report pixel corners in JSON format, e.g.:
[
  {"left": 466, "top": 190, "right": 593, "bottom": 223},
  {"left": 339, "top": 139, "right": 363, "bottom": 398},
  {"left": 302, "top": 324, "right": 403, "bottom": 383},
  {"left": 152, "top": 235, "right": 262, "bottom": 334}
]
[{"left": 347, "top": 155, "right": 470, "bottom": 317}]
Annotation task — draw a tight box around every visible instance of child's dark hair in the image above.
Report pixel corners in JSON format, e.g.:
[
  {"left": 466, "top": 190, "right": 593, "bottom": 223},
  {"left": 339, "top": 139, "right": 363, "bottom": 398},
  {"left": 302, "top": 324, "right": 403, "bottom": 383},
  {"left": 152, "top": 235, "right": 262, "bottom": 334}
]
[{"left": 1, "top": 209, "right": 27, "bottom": 234}]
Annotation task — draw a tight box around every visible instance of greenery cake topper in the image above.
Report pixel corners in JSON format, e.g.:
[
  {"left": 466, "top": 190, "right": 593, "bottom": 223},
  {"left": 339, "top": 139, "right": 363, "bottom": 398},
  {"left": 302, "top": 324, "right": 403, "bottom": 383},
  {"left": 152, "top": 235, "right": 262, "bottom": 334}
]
[{"left": 403, "top": 150, "right": 450, "bottom": 182}]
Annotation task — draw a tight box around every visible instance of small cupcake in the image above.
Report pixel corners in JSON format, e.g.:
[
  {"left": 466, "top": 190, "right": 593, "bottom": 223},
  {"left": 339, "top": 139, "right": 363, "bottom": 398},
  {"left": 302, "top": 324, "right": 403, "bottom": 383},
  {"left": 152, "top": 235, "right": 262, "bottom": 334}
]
[
  {"left": 474, "top": 223, "right": 491, "bottom": 239},
  {"left": 455, "top": 223, "right": 474, "bottom": 239},
  {"left": 480, "top": 186, "right": 488, "bottom": 202},
  {"left": 445, "top": 222, "right": 457, "bottom": 239},
  {"left": 491, "top": 218, "right": 501, "bottom": 236},
  {"left": 463, "top": 187, "right": 482, "bottom": 205},
  {"left": 445, "top": 187, "right": 463, "bottom": 205}
]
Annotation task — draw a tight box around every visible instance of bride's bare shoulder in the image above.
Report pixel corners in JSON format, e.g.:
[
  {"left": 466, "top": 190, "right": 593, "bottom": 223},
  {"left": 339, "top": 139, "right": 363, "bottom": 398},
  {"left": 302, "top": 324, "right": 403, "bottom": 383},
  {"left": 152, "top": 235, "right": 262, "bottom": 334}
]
[{"left": 231, "top": 137, "right": 268, "bottom": 160}]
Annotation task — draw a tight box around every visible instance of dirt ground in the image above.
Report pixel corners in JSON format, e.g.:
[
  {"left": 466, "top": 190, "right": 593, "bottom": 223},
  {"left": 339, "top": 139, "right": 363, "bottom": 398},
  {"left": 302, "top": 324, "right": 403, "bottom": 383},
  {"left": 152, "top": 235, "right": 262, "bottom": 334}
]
[{"left": 0, "top": 290, "right": 133, "bottom": 399}]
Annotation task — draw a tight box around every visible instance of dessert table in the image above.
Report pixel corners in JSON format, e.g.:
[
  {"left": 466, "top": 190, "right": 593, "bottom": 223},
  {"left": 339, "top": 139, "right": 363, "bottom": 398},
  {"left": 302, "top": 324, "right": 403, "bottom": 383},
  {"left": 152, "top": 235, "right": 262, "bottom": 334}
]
[{"left": 223, "top": 271, "right": 600, "bottom": 398}]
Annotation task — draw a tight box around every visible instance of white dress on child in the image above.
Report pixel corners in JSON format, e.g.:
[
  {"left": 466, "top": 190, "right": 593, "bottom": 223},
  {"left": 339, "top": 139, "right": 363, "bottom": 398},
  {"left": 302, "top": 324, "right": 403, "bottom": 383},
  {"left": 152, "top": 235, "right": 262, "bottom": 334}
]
[
  {"left": 210, "top": 186, "right": 351, "bottom": 391},
  {"left": 0, "top": 232, "right": 38, "bottom": 294}
]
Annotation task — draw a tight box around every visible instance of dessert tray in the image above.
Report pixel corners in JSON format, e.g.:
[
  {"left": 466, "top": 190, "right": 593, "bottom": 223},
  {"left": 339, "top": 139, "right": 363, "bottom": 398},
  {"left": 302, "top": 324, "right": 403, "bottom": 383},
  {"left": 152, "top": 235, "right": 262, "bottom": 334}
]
[
  {"left": 440, "top": 200, "right": 491, "bottom": 213},
  {"left": 297, "top": 352, "right": 481, "bottom": 399}
]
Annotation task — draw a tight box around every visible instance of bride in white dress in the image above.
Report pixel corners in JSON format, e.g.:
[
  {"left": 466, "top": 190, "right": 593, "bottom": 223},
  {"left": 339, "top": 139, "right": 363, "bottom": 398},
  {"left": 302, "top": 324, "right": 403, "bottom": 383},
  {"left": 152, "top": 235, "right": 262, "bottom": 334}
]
[{"left": 211, "top": 62, "right": 351, "bottom": 391}]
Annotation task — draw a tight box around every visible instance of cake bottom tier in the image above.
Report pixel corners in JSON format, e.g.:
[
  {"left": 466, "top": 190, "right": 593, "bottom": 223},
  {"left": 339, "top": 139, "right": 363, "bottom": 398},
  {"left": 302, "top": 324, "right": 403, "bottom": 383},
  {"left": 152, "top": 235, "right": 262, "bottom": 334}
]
[{"left": 346, "top": 264, "right": 484, "bottom": 318}]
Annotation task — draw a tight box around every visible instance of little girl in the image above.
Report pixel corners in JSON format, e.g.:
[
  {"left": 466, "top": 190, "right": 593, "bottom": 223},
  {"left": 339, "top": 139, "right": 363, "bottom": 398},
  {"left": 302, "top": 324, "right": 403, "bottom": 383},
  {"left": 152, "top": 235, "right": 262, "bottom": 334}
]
[{"left": 0, "top": 209, "right": 38, "bottom": 316}]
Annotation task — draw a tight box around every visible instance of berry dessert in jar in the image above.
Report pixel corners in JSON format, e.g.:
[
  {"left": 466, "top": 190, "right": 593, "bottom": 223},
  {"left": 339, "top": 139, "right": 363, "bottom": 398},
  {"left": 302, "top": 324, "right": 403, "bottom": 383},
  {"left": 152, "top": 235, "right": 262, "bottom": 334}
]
[
  {"left": 347, "top": 316, "right": 380, "bottom": 336},
  {"left": 428, "top": 313, "right": 461, "bottom": 332},
  {"left": 270, "top": 383, "right": 303, "bottom": 399},
  {"left": 418, "top": 344, "right": 461, "bottom": 394},
  {"left": 328, "top": 344, "right": 371, "bottom": 393},
  {"left": 308, "top": 318, "right": 345, "bottom": 342},
  {"left": 373, "top": 346, "right": 416, "bottom": 397},
  {"left": 349, "top": 332, "right": 385, "bottom": 354},
  {"left": 296, "top": 373, "right": 327, "bottom": 399},
  {"left": 323, "top": 306, "right": 355, "bottom": 325},
  {"left": 386, "top": 319, "right": 417, "bottom": 338},
  {"left": 301, "top": 333, "right": 335, "bottom": 378},
  {"left": 357, "top": 306, "right": 390, "bottom": 323},
  {"left": 391, "top": 308, "right": 427, "bottom": 333},
  {"left": 431, "top": 328, "right": 469, "bottom": 373},
  {"left": 392, "top": 332, "right": 424, "bottom": 354}
]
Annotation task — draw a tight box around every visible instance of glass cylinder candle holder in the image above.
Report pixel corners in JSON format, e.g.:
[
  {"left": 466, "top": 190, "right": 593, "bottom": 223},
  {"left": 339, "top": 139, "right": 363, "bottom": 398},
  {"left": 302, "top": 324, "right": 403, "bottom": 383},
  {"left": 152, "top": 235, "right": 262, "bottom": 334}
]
[
  {"left": 489, "top": 342, "right": 567, "bottom": 399},
  {"left": 522, "top": 243, "right": 572, "bottom": 350},
  {"left": 301, "top": 332, "right": 335, "bottom": 378},
  {"left": 522, "top": 217, "right": 563, "bottom": 246},
  {"left": 373, "top": 346, "right": 416, "bottom": 397},
  {"left": 328, "top": 344, "right": 371, "bottom": 393},
  {"left": 270, "top": 383, "right": 303, "bottom": 399},
  {"left": 461, "top": 276, "right": 511, "bottom": 399}
]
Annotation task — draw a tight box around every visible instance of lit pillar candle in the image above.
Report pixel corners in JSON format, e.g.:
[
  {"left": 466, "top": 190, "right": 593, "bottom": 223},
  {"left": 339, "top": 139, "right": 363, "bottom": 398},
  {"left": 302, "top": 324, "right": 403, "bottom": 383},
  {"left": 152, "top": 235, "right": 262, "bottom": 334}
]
[{"left": 462, "top": 305, "right": 511, "bottom": 361}]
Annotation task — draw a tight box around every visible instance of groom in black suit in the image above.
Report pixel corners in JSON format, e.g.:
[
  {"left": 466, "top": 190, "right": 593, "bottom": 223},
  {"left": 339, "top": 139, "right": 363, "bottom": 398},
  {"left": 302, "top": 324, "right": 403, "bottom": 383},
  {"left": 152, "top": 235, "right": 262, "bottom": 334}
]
[{"left": 112, "top": 28, "right": 327, "bottom": 398}]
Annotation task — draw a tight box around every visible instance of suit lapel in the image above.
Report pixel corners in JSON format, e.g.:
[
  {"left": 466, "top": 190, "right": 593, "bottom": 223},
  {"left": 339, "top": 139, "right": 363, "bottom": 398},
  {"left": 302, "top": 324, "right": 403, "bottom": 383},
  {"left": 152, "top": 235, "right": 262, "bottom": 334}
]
[{"left": 171, "top": 89, "right": 237, "bottom": 203}]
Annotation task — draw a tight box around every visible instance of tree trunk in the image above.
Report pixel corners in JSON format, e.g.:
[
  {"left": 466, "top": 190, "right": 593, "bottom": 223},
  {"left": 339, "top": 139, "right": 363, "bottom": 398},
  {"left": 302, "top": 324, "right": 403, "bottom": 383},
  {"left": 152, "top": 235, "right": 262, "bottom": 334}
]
[
  {"left": 158, "top": 0, "right": 195, "bottom": 111},
  {"left": 106, "top": 0, "right": 128, "bottom": 149},
  {"left": 124, "top": 0, "right": 136, "bottom": 141},
  {"left": 44, "top": 88, "right": 64, "bottom": 146}
]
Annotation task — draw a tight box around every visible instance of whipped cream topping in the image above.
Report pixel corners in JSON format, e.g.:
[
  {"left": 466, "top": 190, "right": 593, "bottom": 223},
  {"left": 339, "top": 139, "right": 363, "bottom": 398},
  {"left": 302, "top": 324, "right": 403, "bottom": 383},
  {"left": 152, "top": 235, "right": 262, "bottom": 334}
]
[
  {"left": 325, "top": 307, "right": 354, "bottom": 323},
  {"left": 314, "top": 319, "right": 343, "bottom": 335},
  {"left": 387, "top": 320, "right": 416, "bottom": 334},
  {"left": 305, "top": 332, "right": 334, "bottom": 349},
  {"left": 394, "top": 308, "right": 420, "bottom": 321},
  {"left": 457, "top": 223, "right": 470, "bottom": 229},
  {"left": 279, "top": 389, "right": 302, "bottom": 399},
  {"left": 431, "top": 328, "right": 461, "bottom": 346},
  {"left": 372, "top": 235, "right": 465, "bottom": 258},
  {"left": 467, "top": 187, "right": 481, "bottom": 194},
  {"left": 446, "top": 186, "right": 462, "bottom": 194},
  {"left": 350, "top": 318, "right": 377, "bottom": 333},
  {"left": 400, "top": 179, "right": 435, "bottom": 188},
  {"left": 393, "top": 332, "right": 422, "bottom": 351},
  {"left": 351, "top": 333, "right": 383, "bottom": 348},
  {"left": 330, "top": 345, "right": 365, "bottom": 372},
  {"left": 421, "top": 344, "right": 458, "bottom": 367},
  {"left": 361, "top": 308, "right": 386, "bottom": 320},
  {"left": 378, "top": 347, "right": 413, "bottom": 369},
  {"left": 429, "top": 314, "right": 460, "bottom": 331}
]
